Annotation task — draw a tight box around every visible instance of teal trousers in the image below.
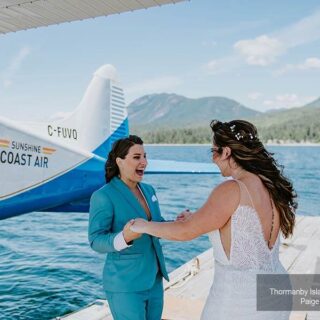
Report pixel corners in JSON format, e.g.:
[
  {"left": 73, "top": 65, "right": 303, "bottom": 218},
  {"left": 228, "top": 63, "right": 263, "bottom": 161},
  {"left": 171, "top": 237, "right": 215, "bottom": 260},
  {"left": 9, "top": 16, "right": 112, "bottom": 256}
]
[{"left": 105, "top": 274, "right": 164, "bottom": 320}]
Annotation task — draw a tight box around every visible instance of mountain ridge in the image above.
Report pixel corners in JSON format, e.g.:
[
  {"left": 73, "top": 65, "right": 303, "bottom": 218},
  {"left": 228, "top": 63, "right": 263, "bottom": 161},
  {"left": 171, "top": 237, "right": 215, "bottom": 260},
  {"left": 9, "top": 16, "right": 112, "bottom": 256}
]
[
  {"left": 128, "top": 93, "right": 261, "bottom": 129},
  {"left": 128, "top": 93, "right": 320, "bottom": 143}
]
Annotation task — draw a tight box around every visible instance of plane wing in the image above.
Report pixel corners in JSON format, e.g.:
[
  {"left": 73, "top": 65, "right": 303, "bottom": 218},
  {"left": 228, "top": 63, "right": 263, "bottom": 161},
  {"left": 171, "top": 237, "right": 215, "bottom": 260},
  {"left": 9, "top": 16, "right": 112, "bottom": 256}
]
[
  {"left": 146, "top": 159, "right": 219, "bottom": 174},
  {"left": 0, "top": 0, "right": 185, "bottom": 35},
  {"left": 42, "top": 159, "right": 219, "bottom": 213}
]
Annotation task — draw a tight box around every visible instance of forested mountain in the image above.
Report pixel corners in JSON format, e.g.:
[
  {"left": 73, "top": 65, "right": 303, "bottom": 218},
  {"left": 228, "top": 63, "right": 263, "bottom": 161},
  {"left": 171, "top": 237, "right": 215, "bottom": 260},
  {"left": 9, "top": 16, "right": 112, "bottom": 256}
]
[
  {"left": 129, "top": 93, "right": 261, "bottom": 129},
  {"left": 128, "top": 94, "right": 320, "bottom": 143}
]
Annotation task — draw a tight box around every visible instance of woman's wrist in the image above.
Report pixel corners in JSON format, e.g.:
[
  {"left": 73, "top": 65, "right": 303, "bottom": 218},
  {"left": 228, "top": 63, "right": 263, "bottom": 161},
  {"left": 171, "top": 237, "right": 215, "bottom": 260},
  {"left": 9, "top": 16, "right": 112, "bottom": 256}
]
[
  {"left": 145, "top": 220, "right": 151, "bottom": 232},
  {"left": 123, "top": 231, "right": 132, "bottom": 243}
]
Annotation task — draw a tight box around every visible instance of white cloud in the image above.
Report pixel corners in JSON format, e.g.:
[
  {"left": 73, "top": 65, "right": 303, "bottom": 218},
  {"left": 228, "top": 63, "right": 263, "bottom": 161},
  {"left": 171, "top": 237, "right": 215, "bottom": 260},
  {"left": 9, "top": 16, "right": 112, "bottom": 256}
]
[
  {"left": 303, "top": 57, "right": 320, "bottom": 69},
  {"left": 203, "top": 10, "right": 320, "bottom": 75},
  {"left": 1, "top": 46, "right": 32, "bottom": 88},
  {"left": 276, "top": 10, "right": 320, "bottom": 48},
  {"left": 125, "top": 76, "right": 182, "bottom": 99},
  {"left": 262, "top": 94, "right": 317, "bottom": 109},
  {"left": 234, "top": 35, "right": 285, "bottom": 66},
  {"left": 8, "top": 47, "right": 31, "bottom": 73},
  {"left": 206, "top": 59, "right": 218, "bottom": 71},
  {"left": 263, "top": 100, "right": 275, "bottom": 107},
  {"left": 233, "top": 10, "right": 320, "bottom": 67},
  {"left": 248, "top": 92, "right": 262, "bottom": 100},
  {"left": 202, "top": 56, "right": 240, "bottom": 75},
  {"left": 275, "top": 57, "right": 320, "bottom": 75},
  {"left": 3, "top": 80, "right": 13, "bottom": 88}
]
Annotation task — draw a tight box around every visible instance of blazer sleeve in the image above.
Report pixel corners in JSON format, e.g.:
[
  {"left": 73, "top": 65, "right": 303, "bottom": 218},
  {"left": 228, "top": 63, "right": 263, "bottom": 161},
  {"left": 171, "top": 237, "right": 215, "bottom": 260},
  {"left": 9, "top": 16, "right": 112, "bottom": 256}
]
[{"left": 88, "top": 190, "right": 118, "bottom": 253}]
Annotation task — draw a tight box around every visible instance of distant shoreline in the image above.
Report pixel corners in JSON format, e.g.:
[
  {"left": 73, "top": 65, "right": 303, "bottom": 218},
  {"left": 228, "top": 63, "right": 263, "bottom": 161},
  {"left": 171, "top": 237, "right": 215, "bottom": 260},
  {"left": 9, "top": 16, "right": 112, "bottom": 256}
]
[
  {"left": 145, "top": 142, "right": 320, "bottom": 147},
  {"left": 266, "top": 143, "right": 320, "bottom": 146}
]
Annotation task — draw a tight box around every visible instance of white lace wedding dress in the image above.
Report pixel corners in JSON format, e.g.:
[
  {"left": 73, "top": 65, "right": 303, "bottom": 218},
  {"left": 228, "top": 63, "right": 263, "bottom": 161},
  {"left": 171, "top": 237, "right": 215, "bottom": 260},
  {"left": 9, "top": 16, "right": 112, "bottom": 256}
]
[{"left": 201, "top": 180, "right": 290, "bottom": 320}]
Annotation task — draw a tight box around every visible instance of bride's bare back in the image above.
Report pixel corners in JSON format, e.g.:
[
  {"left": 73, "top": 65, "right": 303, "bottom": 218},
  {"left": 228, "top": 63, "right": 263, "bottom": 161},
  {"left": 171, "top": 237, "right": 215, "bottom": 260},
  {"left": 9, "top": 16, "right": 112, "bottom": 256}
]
[{"left": 219, "top": 174, "right": 281, "bottom": 260}]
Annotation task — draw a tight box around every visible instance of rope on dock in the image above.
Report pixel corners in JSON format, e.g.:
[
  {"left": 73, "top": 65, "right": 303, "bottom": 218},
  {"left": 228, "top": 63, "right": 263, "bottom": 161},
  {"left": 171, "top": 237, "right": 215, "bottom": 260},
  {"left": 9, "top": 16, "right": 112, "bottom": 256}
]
[{"left": 165, "top": 258, "right": 200, "bottom": 290}]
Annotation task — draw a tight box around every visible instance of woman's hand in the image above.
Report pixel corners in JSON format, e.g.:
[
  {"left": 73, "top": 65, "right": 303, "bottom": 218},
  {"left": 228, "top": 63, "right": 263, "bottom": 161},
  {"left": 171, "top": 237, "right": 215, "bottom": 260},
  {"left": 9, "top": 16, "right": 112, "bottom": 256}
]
[
  {"left": 129, "top": 218, "right": 149, "bottom": 233},
  {"left": 123, "top": 219, "right": 141, "bottom": 243},
  {"left": 176, "top": 210, "right": 193, "bottom": 222}
]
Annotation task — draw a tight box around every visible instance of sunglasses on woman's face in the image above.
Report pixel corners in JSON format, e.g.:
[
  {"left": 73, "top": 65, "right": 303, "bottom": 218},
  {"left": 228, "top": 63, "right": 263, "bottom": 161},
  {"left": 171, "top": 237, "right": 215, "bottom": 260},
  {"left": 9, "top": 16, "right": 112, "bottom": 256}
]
[{"left": 210, "top": 147, "right": 222, "bottom": 155}]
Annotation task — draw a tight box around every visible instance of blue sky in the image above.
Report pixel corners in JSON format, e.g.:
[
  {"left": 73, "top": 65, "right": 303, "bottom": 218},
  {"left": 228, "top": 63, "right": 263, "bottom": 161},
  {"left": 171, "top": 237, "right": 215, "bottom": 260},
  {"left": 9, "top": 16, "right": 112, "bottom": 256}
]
[{"left": 0, "top": 0, "right": 320, "bottom": 120}]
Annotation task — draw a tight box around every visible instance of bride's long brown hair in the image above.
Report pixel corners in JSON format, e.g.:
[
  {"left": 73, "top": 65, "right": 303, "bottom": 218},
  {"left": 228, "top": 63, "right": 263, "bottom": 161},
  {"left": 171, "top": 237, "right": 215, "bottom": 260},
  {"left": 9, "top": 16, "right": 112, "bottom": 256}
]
[{"left": 210, "top": 120, "right": 297, "bottom": 238}]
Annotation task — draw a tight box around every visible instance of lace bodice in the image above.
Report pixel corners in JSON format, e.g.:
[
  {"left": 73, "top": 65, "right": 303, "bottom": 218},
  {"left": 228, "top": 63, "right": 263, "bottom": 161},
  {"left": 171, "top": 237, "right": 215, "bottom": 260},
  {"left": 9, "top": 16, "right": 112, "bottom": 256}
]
[
  {"left": 209, "top": 205, "right": 281, "bottom": 271},
  {"left": 209, "top": 179, "right": 282, "bottom": 271}
]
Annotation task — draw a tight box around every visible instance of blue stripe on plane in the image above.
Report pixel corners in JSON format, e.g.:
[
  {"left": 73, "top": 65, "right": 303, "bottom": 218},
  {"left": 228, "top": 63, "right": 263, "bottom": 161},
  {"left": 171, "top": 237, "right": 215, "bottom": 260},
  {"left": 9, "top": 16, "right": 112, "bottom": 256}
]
[
  {"left": 93, "top": 118, "right": 129, "bottom": 157},
  {"left": 0, "top": 120, "right": 129, "bottom": 220},
  {"left": 0, "top": 156, "right": 105, "bottom": 220}
]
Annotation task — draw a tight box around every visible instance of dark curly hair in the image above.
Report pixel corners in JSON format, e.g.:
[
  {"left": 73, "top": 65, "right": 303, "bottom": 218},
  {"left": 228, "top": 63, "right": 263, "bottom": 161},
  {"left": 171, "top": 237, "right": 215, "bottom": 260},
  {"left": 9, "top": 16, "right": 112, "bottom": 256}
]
[
  {"left": 210, "top": 119, "right": 297, "bottom": 238},
  {"left": 105, "top": 135, "right": 143, "bottom": 183}
]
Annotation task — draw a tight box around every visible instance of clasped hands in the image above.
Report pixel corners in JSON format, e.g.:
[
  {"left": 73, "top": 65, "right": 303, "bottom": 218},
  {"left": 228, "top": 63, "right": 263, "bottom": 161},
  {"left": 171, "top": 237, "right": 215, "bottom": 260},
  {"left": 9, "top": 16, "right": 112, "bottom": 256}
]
[{"left": 122, "top": 209, "right": 193, "bottom": 242}]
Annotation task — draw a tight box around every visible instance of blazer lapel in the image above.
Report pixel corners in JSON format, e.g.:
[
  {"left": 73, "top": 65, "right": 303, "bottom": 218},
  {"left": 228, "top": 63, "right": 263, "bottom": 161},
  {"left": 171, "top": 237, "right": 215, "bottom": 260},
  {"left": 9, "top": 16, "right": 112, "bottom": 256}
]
[
  {"left": 139, "top": 183, "right": 161, "bottom": 221},
  {"left": 111, "top": 177, "right": 146, "bottom": 218},
  {"left": 138, "top": 183, "right": 153, "bottom": 217}
]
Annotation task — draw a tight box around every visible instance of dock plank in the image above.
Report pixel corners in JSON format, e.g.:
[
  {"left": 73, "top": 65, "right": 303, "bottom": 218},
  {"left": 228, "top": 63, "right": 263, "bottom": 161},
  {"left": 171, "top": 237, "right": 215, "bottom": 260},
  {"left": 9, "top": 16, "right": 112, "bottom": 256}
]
[{"left": 280, "top": 216, "right": 318, "bottom": 271}]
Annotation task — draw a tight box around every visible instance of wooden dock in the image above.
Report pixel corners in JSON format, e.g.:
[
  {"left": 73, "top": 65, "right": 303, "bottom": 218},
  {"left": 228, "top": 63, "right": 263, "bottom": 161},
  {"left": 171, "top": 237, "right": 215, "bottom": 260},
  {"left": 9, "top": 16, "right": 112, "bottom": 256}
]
[{"left": 57, "top": 216, "right": 320, "bottom": 320}]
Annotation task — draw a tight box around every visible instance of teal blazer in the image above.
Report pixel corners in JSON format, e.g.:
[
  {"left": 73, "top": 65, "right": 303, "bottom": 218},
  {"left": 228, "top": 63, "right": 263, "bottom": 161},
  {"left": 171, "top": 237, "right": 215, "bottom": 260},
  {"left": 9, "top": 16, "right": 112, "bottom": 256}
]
[{"left": 88, "top": 177, "right": 169, "bottom": 293}]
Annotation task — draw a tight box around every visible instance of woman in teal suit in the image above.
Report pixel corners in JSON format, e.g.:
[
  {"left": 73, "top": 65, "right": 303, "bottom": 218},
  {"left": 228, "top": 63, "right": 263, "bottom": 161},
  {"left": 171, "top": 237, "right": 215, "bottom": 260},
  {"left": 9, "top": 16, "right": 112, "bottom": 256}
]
[{"left": 88, "top": 135, "right": 169, "bottom": 320}]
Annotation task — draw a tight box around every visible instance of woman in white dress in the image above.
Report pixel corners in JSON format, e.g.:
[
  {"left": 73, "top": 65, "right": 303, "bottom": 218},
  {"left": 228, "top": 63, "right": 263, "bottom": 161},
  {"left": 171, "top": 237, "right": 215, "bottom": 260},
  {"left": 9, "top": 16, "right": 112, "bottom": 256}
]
[{"left": 130, "top": 119, "right": 297, "bottom": 319}]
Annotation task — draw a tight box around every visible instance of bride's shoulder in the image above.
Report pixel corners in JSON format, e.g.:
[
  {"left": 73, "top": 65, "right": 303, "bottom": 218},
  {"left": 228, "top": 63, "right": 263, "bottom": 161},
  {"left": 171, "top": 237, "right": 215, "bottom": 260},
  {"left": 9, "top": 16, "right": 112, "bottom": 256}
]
[
  {"left": 214, "top": 179, "right": 239, "bottom": 194},
  {"left": 208, "top": 180, "right": 240, "bottom": 209}
]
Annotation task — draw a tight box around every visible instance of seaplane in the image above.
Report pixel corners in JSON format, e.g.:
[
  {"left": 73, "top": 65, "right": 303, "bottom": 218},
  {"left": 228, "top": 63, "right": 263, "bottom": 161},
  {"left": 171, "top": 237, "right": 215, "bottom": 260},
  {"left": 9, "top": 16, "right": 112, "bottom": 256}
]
[
  {"left": 0, "top": 64, "right": 217, "bottom": 220},
  {"left": 0, "top": 0, "right": 218, "bottom": 220}
]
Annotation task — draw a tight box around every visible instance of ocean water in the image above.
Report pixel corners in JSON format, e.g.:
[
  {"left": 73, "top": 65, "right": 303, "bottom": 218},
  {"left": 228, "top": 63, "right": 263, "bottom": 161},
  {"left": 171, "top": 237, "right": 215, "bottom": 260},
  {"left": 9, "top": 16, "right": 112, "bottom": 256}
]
[{"left": 0, "top": 146, "right": 319, "bottom": 320}]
